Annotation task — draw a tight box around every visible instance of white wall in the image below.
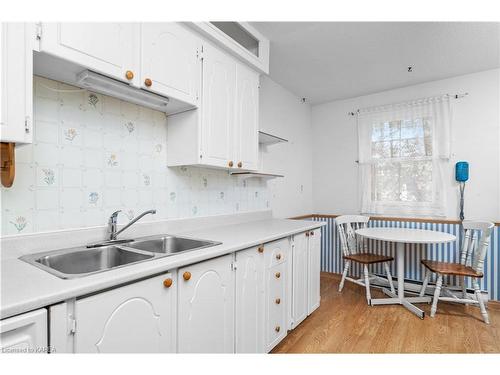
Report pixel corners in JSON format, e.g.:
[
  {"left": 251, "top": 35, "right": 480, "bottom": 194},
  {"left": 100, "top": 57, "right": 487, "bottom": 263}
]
[
  {"left": 260, "top": 76, "right": 313, "bottom": 218},
  {"left": 312, "top": 69, "right": 500, "bottom": 221}
]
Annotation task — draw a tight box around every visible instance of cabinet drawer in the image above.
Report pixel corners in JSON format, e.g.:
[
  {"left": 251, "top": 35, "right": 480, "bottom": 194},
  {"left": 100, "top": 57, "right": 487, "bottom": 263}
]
[
  {"left": 264, "top": 238, "right": 289, "bottom": 268},
  {"left": 266, "top": 262, "right": 287, "bottom": 351}
]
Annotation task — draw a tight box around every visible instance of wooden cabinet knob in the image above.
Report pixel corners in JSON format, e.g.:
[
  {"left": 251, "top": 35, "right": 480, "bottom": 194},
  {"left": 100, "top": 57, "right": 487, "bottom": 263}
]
[
  {"left": 125, "top": 70, "right": 134, "bottom": 80},
  {"left": 310, "top": 231, "right": 314, "bottom": 236},
  {"left": 275, "top": 326, "right": 281, "bottom": 332},
  {"left": 276, "top": 254, "right": 282, "bottom": 260},
  {"left": 275, "top": 298, "right": 281, "bottom": 304},
  {"left": 258, "top": 246, "right": 264, "bottom": 253},
  {"left": 306, "top": 232, "right": 310, "bottom": 237},
  {"left": 144, "top": 78, "right": 153, "bottom": 87},
  {"left": 163, "top": 278, "right": 173, "bottom": 288},
  {"left": 237, "top": 161, "right": 242, "bottom": 168},
  {"left": 183, "top": 271, "right": 191, "bottom": 281},
  {"left": 275, "top": 272, "right": 281, "bottom": 279},
  {"left": 228, "top": 161, "right": 234, "bottom": 167}
]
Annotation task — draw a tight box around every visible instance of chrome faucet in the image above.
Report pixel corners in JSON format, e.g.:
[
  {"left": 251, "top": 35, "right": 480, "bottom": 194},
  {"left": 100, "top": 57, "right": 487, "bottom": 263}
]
[{"left": 108, "top": 209, "right": 157, "bottom": 240}]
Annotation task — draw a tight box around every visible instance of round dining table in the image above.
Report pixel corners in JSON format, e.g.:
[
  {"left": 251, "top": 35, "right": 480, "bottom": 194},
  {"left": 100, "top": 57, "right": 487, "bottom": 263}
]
[{"left": 355, "top": 227, "right": 456, "bottom": 319}]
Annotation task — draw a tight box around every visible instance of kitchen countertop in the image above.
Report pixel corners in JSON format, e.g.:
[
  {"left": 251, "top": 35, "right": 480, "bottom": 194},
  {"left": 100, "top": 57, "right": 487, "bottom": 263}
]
[{"left": 1, "top": 218, "right": 325, "bottom": 319}]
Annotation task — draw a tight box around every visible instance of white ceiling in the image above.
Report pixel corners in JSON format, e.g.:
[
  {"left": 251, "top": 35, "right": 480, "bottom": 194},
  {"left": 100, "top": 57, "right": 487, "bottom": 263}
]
[{"left": 250, "top": 22, "right": 500, "bottom": 104}]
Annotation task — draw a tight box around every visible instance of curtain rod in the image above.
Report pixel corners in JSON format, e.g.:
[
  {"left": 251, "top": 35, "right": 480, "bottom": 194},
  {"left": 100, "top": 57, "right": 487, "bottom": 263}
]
[{"left": 347, "top": 92, "right": 469, "bottom": 117}]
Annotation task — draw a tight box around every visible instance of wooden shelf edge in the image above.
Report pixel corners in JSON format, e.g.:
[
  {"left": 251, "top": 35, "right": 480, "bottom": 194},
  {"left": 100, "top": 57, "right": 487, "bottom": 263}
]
[{"left": 288, "top": 213, "right": 500, "bottom": 226}]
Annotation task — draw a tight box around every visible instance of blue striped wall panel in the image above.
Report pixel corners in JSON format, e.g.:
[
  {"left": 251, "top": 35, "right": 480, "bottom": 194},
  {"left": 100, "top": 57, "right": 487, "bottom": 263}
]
[{"left": 312, "top": 216, "right": 500, "bottom": 301}]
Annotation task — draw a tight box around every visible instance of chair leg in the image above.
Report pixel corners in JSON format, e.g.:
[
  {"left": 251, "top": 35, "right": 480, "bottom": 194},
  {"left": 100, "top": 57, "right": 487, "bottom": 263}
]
[
  {"left": 430, "top": 274, "right": 443, "bottom": 317},
  {"left": 461, "top": 276, "right": 467, "bottom": 298},
  {"left": 420, "top": 269, "right": 430, "bottom": 297},
  {"left": 383, "top": 262, "right": 395, "bottom": 294},
  {"left": 363, "top": 265, "right": 371, "bottom": 305},
  {"left": 338, "top": 260, "right": 350, "bottom": 292},
  {"left": 473, "top": 278, "right": 490, "bottom": 324}
]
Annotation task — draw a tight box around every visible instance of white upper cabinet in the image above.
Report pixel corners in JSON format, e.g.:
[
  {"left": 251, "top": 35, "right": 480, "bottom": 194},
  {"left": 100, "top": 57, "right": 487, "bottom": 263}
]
[
  {"left": 140, "top": 23, "right": 201, "bottom": 105},
  {"left": 190, "top": 22, "right": 270, "bottom": 74},
  {"left": 200, "top": 43, "right": 237, "bottom": 168},
  {"left": 39, "top": 23, "right": 140, "bottom": 85},
  {"left": 177, "top": 254, "right": 235, "bottom": 353},
  {"left": 73, "top": 273, "right": 176, "bottom": 353},
  {"left": 1, "top": 23, "right": 34, "bottom": 144},
  {"left": 0, "top": 309, "right": 47, "bottom": 353},
  {"left": 167, "top": 42, "right": 260, "bottom": 171},
  {"left": 235, "top": 246, "right": 266, "bottom": 353},
  {"left": 235, "top": 64, "right": 259, "bottom": 171}
]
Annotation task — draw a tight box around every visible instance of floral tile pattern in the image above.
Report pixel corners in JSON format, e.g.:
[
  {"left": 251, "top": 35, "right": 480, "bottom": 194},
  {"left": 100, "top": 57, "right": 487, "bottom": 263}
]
[
  {"left": 0, "top": 76, "right": 270, "bottom": 236},
  {"left": 42, "top": 168, "right": 56, "bottom": 186}
]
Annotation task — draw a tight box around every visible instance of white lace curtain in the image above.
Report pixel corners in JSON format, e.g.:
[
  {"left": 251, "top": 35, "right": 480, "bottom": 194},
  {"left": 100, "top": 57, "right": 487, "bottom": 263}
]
[{"left": 357, "top": 95, "right": 452, "bottom": 217}]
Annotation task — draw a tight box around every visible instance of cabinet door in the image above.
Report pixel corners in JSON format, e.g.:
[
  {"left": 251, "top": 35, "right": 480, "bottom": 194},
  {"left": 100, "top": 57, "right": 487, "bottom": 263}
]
[
  {"left": 235, "top": 64, "right": 259, "bottom": 171},
  {"left": 0, "top": 23, "right": 33, "bottom": 143},
  {"left": 291, "top": 232, "right": 309, "bottom": 328},
  {"left": 74, "top": 273, "right": 176, "bottom": 353},
  {"left": 141, "top": 23, "right": 201, "bottom": 105},
  {"left": 200, "top": 44, "right": 236, "bottom": 169},
  {"left": 308, "top": 229, "right": 321, "bottom": 314},
  {"left": 177, "top": 254, "right": 234, "bottom": 353},
  {"left": 235, "top": 246, "right": 265, "bottom": 353},
  {"left": 0, "top": 309, "right": 47, "bottom": 353},
  {"left": 40, "top": 23, "right": 140, "bottom": 85}
]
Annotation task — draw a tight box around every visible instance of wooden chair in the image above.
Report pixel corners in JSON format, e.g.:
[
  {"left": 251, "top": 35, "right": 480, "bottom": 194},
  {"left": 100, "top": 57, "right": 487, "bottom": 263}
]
[
  {"left": 336, "top": 215, "right": 395, "bottom": 305},
  {"left": 419, "top": 221, "right": 494, "bottom": 323}
]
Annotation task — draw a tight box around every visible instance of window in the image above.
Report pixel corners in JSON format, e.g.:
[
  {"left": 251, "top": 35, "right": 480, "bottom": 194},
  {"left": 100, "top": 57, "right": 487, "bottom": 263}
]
[{"left": 357, "top": 96, "right": 451, "bottom": 217}]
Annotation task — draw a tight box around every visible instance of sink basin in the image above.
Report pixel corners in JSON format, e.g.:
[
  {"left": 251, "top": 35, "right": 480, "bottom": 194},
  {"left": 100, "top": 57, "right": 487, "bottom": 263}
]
[
  {"left": 20, "top": 235, "right": 221, "bottom": 279},
  {"left": 20, "top": 246, "right": 154, "bottom": 279},
  {"left": 123, "top": 235, "right": 221, "bottom": 255}
]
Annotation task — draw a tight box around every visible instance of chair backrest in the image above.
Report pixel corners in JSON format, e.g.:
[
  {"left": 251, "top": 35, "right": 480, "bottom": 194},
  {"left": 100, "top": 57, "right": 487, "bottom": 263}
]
[
  {"left": 336, "top": 215, "right": 370, "bottom": 256},
  {"left": 459, "top": 221, "right": 494, "bottom": 274}
]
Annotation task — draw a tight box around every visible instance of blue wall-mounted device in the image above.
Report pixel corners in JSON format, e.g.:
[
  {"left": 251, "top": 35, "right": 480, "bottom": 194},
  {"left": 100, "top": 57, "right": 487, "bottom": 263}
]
[
  {"left": 455, "top": 161, "right": 469, "bottom": 182},
  {"left": 455, "top": 161, "right": 469, "bottom": 221}
]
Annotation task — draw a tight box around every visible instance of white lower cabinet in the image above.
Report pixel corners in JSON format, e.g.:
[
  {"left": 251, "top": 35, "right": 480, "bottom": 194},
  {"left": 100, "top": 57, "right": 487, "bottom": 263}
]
[
  {"left": 53, "top": 272, "right": 177, "bottom": 353},
  {"left": 291, "top": 232, "right": 309, "bottom": 328},
  {"left": 0, "top": 309, "right": 48, "bottom": 353},
  {"left": 177, "top": 254, "right": 235, "bottom": 353},
  {"left": 291, "top": 229, "right": 322, "bottom": 329},
  {"left": 308, "top": 229, "right": 322, "bottom": 314},
  {"left": 264, "top": 238, "right": 289, "bottom": 352},
  {"left": 42, "top": 230, "right": 320, "bottom": 354},
  {"left": 235, "top": 246, "right": 266, "bottom": 353}
]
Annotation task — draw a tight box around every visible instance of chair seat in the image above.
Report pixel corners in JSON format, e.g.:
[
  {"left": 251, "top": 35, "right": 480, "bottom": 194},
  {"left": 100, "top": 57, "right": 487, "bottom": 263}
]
[
  {"left": 344, "top": 253, "right": 394, "bottom": 264},
  {"left": 421, "top": 259, "right": 483, "bottom": 278}
]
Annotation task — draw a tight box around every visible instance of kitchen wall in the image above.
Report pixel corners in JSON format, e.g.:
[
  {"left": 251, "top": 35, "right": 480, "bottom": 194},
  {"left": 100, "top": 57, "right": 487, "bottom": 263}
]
[
  {"left": 259, "top": 76, "right": 313, "bottom": 218},
  {"left": 311, "top": 69, "right": 500, "bottom": 221},
  {"left": 1, "top": 75, "right": 313, "bottom": 236}
]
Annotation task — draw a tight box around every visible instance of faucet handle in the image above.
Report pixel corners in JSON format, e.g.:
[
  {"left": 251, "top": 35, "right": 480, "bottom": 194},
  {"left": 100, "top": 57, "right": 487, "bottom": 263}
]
[{"left": 109, "top": 210, "right": 122, "bottom": 223}]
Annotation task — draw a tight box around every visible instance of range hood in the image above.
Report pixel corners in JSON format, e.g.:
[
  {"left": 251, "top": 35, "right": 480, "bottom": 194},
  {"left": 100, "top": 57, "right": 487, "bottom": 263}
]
[
  {"left": 77, "top": 70, "right": 170, "bottom": 112},
  {"left": 33, "top": 51, "right": 197, "bottom": 115}
]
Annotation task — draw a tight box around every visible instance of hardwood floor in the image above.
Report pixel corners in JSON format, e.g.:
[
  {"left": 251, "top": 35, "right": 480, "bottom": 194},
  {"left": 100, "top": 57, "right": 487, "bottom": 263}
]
[{"left": 272, "top": 272, "right": 500, "bottom": 353}]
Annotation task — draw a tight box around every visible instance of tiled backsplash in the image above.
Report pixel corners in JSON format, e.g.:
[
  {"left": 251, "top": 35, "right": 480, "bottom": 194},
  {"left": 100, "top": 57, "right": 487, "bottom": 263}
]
[{"left": 1, "top": 76, "right": 270, "bottom": 236}]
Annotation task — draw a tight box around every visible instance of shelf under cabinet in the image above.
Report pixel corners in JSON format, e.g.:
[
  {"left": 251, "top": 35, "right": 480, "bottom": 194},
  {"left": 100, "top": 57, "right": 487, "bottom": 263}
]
[
  {"left": 258, "top": 131, "right": 288, "bottom": 146},
  {"left": 230, "top": 171, "right": 284, "bottom": 180}
]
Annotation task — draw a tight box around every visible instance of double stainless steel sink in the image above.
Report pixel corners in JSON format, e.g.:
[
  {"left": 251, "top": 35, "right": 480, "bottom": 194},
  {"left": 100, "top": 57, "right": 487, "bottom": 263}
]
[{"left": 20, "top": 235, "right": 221, "bottom": 279}]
